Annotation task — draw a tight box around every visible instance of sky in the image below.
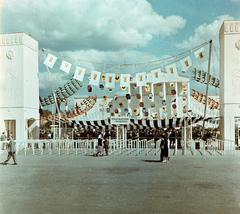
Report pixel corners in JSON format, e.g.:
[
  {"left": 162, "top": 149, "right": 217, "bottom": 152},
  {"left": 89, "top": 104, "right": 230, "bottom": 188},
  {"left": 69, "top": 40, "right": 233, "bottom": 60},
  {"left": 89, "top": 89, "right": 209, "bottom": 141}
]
[{"left": 1, "top": 0, "right": 240, "bottom": 110}]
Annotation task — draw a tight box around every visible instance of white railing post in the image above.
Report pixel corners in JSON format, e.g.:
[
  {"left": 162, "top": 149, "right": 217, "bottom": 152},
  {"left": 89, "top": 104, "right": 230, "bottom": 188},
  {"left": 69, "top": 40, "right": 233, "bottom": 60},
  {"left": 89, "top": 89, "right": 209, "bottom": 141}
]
[
  {"left": 75, "top": 140, "right": 78, "bottom": 155},
  {"left": 25, "top": 141, "right": 27, "bottom": 156},
  {"left": 58, "top": 140, "right": 61, "bottom": 155},
  {"left": 32, "top": 142, "right": 35, "bottom": 155},
  {"left": 49, "top": 140, "right": 51, "bottom": 155},
  {"left": 174, "top": 138, "right": 178, "bottom": 155},
  {"left": 137, "top": 139, "right": 139, "bottom": 155}
]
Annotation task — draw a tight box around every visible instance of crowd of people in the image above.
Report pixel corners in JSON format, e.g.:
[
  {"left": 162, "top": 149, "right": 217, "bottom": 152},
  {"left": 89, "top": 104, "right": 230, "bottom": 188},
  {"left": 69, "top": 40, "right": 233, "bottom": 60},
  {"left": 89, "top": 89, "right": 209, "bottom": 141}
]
[
  {"left": 71, "top": 126, "right": 221, "bottom": 148},
  {"left": 39, "top": 130, "right": 53, "bottom": 139}
]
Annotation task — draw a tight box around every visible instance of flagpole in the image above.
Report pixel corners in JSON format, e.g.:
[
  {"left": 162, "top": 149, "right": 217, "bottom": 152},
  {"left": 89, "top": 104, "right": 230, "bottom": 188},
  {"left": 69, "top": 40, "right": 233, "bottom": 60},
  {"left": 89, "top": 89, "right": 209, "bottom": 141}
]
[
  {"left": 42, "top": 49, "right": 61, "bottom": 142},
  {"left": 201, "top": 40, "right": 212, "bottom": 139}
]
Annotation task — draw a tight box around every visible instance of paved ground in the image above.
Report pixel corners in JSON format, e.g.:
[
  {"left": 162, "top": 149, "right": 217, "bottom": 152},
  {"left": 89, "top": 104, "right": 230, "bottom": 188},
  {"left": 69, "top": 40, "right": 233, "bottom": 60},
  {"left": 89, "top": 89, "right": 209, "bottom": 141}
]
[{"left": 0, "top": 149, "right": 240, "bottom": 214}]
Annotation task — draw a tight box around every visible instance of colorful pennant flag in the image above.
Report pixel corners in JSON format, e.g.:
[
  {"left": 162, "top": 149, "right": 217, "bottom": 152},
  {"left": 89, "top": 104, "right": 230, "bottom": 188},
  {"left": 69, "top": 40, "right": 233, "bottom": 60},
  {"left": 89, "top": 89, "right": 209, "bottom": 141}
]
[
  {"left": 194, "top": 47, "right": 208, "bottom": 65},
  {"left": 146, "top": 72, "right": 153, "bottom": 82},
  {"left": 136, "top": 72, "right": 146, "bottom": 86},
  {"left": 151, "top": 68, "right": 167, "bottom": 83},
  {"left": 105, "top": 73, "right": 115, "bottom": 88},
  {"left": 180, "top": 56, "right": 192, "bottom": 73},
  {"left": 165, "top": 63, "right": 179, "bottom": 80},
  {"left": 73, "top": 66, "right": 86, "bottom": 81},
  {"left": 60, "top": 60, "right": 72, "bottom": 73},
  {"left": 120, "top": 74, "right": 130, "bottom": 87},
  {"left": 89, "top": 70, "right": 101, "bottom": 86},
  {"left": 43, "top": 54, "right": 57, "bottom": 68}
]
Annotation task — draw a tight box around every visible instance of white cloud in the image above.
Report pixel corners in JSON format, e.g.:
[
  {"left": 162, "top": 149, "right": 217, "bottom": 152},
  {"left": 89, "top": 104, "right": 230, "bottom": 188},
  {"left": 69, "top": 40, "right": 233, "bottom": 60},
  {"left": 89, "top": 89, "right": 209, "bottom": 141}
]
[
  {"left": 1, "top": 0, "right": 186, "bottom": 51},
  {"left": 177, "top": 15, "right": 234, "bottom": 49},
  {"left": 176, "top": 15, "right": 235, "bottom": 82},
  {"left": 39, "top": 71, "right": 67, "bottom": 90}
]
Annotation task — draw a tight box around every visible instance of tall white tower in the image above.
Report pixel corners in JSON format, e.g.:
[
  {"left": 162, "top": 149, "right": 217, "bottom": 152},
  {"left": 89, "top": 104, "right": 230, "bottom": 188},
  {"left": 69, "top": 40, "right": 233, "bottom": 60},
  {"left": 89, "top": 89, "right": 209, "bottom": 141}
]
[
  {"left": 219, "top": 20, "right": 240, "bottom": 142},
  {"left": 0, "top": 32, "right": 39, "bottom": 141}
]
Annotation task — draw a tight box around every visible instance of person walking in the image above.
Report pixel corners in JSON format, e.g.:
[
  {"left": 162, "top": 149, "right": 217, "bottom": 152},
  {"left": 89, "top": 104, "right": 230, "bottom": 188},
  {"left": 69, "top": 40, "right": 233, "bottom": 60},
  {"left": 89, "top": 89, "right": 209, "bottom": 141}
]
[
  {"left": 103, "top": 131, "right": 110, "bottom": 156},
  {"left": 3, "top": 136, "right": 17, "bottom": 165}
]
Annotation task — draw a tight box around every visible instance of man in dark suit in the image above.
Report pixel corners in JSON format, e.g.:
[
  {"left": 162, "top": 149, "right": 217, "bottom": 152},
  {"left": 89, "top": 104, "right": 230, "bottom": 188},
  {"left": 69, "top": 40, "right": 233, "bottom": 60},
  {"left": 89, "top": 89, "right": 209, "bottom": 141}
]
[{"left": 3, "top": 136, "right": 17, "bottom": 165}]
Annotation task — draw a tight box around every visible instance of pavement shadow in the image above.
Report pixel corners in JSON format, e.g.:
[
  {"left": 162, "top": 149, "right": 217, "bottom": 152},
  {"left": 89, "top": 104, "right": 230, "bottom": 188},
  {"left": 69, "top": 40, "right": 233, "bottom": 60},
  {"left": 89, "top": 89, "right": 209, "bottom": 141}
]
[
  {"left": 0, "top": 163, "right": 16, "bottom": 165},
  {"left": 84, "top": 154, "right": 105, "bottom": 158},
  {"left": 141, "top": 159, "right": 160, "bottom": 163}
]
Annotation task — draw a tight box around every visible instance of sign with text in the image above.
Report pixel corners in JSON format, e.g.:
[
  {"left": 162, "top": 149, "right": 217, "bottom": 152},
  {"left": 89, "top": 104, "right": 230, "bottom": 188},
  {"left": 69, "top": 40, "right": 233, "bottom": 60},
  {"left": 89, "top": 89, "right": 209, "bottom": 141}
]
[{"left": 111, "top": 117, "right": 130, "bottom": 125}]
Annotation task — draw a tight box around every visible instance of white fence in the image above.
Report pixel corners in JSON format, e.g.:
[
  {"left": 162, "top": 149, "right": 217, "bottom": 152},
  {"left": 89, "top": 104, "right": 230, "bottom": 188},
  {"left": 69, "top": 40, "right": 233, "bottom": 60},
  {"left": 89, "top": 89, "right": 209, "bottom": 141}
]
[
  {"left": 0, "top": 138, "right": 154, "bottom": 156},
  {"left": 177, "top": 138, "right": 236, "bottom": 156},
  {"left": 206, "top": 139, "right": 236, "bottom": 156},
  {"left": 0, "top": 138, "right": 237, "bottom": 156}
]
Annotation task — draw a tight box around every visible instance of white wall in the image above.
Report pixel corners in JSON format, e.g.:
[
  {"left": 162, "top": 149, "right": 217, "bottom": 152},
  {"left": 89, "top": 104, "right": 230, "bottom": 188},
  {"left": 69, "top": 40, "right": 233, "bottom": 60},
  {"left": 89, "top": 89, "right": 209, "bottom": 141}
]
[
  {"left": 0, "top": 32, "right": 39, "bottom": 140},
  {"left": 219, "top": 20, "right": 240, "bottom": 141}
]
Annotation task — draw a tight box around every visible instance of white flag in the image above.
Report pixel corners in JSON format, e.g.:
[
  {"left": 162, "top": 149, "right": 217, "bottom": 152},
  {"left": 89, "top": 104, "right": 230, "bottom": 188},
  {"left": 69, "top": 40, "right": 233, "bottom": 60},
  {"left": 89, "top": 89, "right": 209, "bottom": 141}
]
[
  {"left": 73, "top": 66, "right": 86, "bottom": 81},
  {"left": 165, "top": 63, "right": 179, "bottom": 80},
  {"left": 180, "top": 56, "right": 192, "bottom": 73},
  {"left": 105, "top": 73, "right": 115, "bottom": 88},
  {"left": 89, "top": 70, "right": 101, "bottom": 86},
  {"left": 136, "top": 72, "right": 146, "bottom": 86},
  {"left": 194, "top": 47, "right": 208, "bottom": 65},
  {"left": 43, "top": 54, "right": 57, "bottom": 68},
  {"left": 151, "top": 68, "right": 168, "bottom": 83},
  {"left": 146, "top": 72, "right": 153, "bottom": 83},
  {"left": 120, "top": 74, "right": 130, "bottom": 87},
  {"left": 60, "top": 60, "right": 72, "bottom": 73}
]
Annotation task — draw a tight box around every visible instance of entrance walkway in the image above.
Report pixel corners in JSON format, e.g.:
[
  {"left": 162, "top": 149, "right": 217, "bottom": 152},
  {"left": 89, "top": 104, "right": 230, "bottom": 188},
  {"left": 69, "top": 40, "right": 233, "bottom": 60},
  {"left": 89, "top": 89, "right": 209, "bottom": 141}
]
[{"left": 0, "top": 151, "right": 240, "bottom": 213}]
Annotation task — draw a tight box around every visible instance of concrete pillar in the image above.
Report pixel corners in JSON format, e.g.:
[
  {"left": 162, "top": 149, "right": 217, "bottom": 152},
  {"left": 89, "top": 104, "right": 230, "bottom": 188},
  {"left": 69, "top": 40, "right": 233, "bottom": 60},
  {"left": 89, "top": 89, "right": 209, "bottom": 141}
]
[{"left": 219, "top": 20, "right": 240, "bottom": 142}]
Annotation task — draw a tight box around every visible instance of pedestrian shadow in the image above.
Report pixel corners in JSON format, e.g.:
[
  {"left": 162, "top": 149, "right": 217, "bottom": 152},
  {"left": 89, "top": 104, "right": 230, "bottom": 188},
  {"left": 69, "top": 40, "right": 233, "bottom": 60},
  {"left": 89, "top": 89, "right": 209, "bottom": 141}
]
[
  {"left": 84, "top": 154, "right": 105, "bottom": 157},
  {"left": 141, "top": 159, "right": 160, "bottom": 163},
  {"left": 0, "top": 162, "right": 15, "bottom": 165},
  {"left": 84, "top": 154, "right": 97, "bottom": 157}
]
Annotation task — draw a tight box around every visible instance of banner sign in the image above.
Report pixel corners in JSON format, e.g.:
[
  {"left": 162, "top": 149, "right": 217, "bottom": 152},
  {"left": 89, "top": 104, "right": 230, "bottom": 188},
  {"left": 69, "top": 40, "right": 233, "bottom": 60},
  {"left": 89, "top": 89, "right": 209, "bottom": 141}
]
[{"left": 111, "top": 117, "right": 130, "bottom": 125}]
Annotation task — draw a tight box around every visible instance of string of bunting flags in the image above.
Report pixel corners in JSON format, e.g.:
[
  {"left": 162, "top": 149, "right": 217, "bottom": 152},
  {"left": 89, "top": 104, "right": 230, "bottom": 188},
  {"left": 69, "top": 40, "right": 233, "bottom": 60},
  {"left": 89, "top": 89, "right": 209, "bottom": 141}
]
[
  {"left": 95, "top": 79, "right": 188, "bottom": 120},
  {"left": 40, "top": 96, "right": 96, "bottom": 121},
  {"left": 40, "top": 41, "right": 214, "bottom": 123},
  {"left": 191, "top": 89, "right": 220, "bottom": 110},
  {"left": 42, "top": 41, "right": 210, "bottom": 92},
  {"left": 39, "top": 77, "right": 83, "bottom": 107},
  {"left": 191, "top": 68, "right": 220, "bottom": 88}
]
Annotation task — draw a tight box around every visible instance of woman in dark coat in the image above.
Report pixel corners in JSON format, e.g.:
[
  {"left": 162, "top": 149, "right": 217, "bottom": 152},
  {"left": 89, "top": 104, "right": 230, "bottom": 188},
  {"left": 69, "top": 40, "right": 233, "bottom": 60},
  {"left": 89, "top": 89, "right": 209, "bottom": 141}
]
[
  {"left": 160, "top": 135, "right": 169, "bottom": 162},
  {"left": 103, "top": 131, "right": 110, "bottom": 156}
]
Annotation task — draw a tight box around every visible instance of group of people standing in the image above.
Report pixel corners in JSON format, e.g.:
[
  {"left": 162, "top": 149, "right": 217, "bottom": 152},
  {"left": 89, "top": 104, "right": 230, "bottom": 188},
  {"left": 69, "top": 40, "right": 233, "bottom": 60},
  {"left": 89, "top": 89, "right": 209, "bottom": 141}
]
[
  {"left": 94, "top": 130, "right": 170, "bottom": 162},
  {"left": 95, "top": 131, "right": 110, "bottom": 157}
]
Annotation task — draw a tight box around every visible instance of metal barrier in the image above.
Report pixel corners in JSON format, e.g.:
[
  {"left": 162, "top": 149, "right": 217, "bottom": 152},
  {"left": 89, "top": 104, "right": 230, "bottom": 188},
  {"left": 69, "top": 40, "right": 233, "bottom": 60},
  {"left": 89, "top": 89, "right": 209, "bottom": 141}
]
[
  {"left": 223, "top": 139, "right": 236, "bottom": 155},
  {"left": 206, "top": 139, "right": 235, "bottom": 156},
  {"left": 0, "top": 137, "right": 237, "bottom": 156}
]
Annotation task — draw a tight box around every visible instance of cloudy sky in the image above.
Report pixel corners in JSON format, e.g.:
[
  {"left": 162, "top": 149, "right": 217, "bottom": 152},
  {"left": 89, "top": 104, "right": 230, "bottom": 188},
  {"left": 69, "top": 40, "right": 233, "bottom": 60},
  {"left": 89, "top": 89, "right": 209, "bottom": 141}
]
[{"left": 1, "top": 0, "right": 240, "bottom": 110}]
